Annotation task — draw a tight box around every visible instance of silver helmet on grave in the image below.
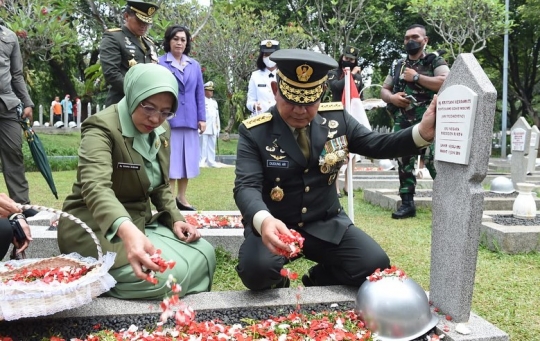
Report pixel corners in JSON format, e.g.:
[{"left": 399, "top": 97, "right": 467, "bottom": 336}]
[
  {"left": 489, "top": 176, "right": 515, "bottom": 194},
  {"left": 355, "top": 275, "right": 439, "bottom": 341}
]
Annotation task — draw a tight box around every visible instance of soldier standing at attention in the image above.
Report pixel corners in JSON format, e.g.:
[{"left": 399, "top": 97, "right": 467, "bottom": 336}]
[
  {"left": 234, "top": 49, "right": 438, "bottom": 290},
  {"left": 100, "top": 0, "right": 159, "bottom": 107},
  {"left": 380, "top": 24, "right": 449, "bottom": 219}
]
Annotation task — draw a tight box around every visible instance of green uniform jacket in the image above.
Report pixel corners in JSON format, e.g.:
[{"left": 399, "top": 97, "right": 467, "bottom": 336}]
[
  {"left": 234, "top": 103, "right": 420, "bottom": 245},
  {"left": 58, "top": 105, "right": 183, "bottom": 268},
  {"left": 100, "top": 26, "right": 158, "bottom": 107}
]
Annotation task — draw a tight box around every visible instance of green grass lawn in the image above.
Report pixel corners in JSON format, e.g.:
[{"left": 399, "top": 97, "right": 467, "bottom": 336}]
[{"left": 1, "top": 132, "right": 539, "bottom": 339}]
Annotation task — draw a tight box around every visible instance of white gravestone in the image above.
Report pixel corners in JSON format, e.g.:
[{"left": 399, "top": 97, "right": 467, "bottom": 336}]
[
  {"left": 430, "top": 54, "right": 498, "bottom": 324},
  {"left": 527, "top": 125, "right": 539, "bottom": 174},
  {"left": 510, "top": 117, "right": 531, "bottom": 187}
]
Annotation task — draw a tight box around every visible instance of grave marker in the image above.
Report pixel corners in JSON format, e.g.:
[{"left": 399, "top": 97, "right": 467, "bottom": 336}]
[
  {"left": 510, "top": 118, "right": 531, "bottom": 187},
  {"left": 430, "top": 54, "right": 496, "bottom": 323},
  {"left": 527, "top": 125, "right": 539, "bottom": 174}
]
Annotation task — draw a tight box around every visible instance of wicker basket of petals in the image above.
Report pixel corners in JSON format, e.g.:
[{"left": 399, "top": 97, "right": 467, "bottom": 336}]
[{"left": 0, "top": 205, "right": 116, "bottom": 321}]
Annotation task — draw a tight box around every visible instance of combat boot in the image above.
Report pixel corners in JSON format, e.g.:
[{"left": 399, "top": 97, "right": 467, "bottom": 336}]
[{"left": 391, "top": 193, "right": 416, "bottom": 219}]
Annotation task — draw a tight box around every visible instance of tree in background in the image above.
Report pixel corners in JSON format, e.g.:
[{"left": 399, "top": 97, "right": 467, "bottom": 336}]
[{"left": 408, "top": 0, "right": 509, "bottom": 60}]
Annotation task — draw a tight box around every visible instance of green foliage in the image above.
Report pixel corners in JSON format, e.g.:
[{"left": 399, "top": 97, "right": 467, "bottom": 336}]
[{"left": 407, "top": 0, "right": 510, "bottom": 59}]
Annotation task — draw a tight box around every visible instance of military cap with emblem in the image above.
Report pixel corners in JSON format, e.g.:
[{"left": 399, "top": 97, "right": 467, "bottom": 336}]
[
  {"left": 204, "top": 81, "right": 215, "bottom": 91},
  {"left": 260, "top": 40, "right": 280, "bottom": 53},
  {"left": 343, "top": 45, "right": 359, "bottom": 59},
  {"left": 270, "top": 49, "right": 338, "bottom": 105},
  {"left": 126, "top": 0, "right": 159, "bottom": 24}
]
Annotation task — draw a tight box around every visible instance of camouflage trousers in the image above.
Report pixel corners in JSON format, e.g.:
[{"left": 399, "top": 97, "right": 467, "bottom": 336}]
[{"left": 393, "top": 116, "right": 437, "bottom": 194}]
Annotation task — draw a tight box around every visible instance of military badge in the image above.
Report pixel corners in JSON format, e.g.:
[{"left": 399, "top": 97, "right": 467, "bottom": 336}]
[
  {"left": 128, "top": 59, "right": 138, "bottom": 67},
  {"left": 328, "top": 173, "right": 337, "bottom": 185},
  {"left": 154, "top": 140, "right": 160, "bottom": 148},
  {"left": 270, "top": 186, "right": 284, "bottom": 201},
  {"left": 164, "top": 139, "right": 169, "bottom": 148},
  {"left": 270, "top": 154, "right": 286, "bottom": 160},
  {"left": 296, "top": 64, "right": 313, "bottom": 82},
  {"left": 327, "top": 130, "right": 337, "bottom": 139},
  {"left": 125, "top": 37, "right": 132, "bottom": 46},
  {"left": 318, "top": 135, "right": 349, "bottom": 174},
  {"left": 328, "top": 120, "right": 339, "bottom": 129},
  {"left": 266, "top": 146, "right": 275, "bottom": 152},
  {"left": 321, "top": 118, "right": 327, "bottom": 125}
]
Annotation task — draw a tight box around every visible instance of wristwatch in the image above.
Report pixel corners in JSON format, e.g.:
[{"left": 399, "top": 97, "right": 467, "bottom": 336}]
[{"left": 413, "top": 74, "right": 420, "bottom": 83}]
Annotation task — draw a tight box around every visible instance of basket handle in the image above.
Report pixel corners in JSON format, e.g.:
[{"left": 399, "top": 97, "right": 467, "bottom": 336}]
[{"left": 17, "top": 204, "right": 103, "bottom": 261}]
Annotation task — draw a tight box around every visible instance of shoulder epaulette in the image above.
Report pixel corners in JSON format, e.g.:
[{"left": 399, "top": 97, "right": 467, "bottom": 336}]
[
  {"left": 242, "top": 113, "right": 272, "bottom": 129},
  {"left": 107, "top": 28, "right": 122, "bottom": 32},
  {"left": 319, "top": 102, "right": 344, "bottom": 112}
]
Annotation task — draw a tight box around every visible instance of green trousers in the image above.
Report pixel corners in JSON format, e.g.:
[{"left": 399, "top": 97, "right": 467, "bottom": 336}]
[{"left": 106, "top": 225, "right": 216, "bottom": 300}]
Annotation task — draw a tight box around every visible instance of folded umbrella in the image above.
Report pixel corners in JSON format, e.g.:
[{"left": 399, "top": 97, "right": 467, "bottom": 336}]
[{"left": 19, "top": 118, "right": 59, "bottom": 199}]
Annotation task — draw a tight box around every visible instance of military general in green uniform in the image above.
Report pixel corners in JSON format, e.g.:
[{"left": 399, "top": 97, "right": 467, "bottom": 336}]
[
  {"left": 100, "top": 0, "right": 159, "bottom": 107},
  {"left": 234, "top": 49, "right": 439, "bottom": 291}
]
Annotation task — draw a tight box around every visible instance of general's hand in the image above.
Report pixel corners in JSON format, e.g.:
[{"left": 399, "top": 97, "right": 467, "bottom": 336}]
[
  {"left": 391, "top": 91, "right": 412, "bottom": 108},
  {"left": 198, "top": 121, "right": 206, "bottom": 134},
  {"left": 418, "top": 95, "right": 437, "bottom": 142},
  {"left": 0, "top": 193, "right": 21, "bottom": 218},
  {"left": 260, "top": 216, "right": 294, "bottom": 256},
  {"left": 22, "top": 107, "right": 33, "bottom": 120},
  {"left": 117, "top": 222, "right": 159, "bottom": 280},
  {"left": 173, "top": 221, "right": 201, "bottom": 243},
  {"left": 13, "top": 218, "right": 32, "bottom": 254}
]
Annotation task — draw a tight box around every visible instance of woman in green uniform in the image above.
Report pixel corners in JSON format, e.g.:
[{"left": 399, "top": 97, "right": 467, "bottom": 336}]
[{"left": 58, "top": 63, "right": 215, "bottom": 300}]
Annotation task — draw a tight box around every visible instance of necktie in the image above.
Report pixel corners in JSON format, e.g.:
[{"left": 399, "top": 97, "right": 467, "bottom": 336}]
[
  {"left": 296, "top": 127, "right": 310, "bottom": 160},
  {"left": 138, "top": 37, "right": 147, "bottom": 53}
]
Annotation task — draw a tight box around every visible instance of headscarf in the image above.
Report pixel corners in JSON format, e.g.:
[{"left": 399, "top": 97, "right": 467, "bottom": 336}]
[{"left": 117, "top": 64, "right": 179, "bottom": 116}]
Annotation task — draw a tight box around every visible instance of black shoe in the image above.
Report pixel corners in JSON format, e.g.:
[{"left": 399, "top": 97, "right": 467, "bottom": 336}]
[
  {"left": 343, "top": 187, "right": 354, "bottom": 197},
  {"left": 176, "top": 198, "right": 196, "bottom": 211},
  {"left": 22, "top": 208, "right": 39, "bottom": 218},
  {"left": 391, "top": 193, "right": 416, "bottom": 219}
]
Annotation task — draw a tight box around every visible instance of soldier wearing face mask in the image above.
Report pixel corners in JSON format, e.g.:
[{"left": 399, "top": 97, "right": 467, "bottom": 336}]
[
  {"left": 327, "top": 45, "right": 363, "bottom": 101},
  {"left": 246, "top": 40, "right": 280, "bottom": 116},
  {"left": 380, "top": 24, "right": 450, "bottom": 220}
]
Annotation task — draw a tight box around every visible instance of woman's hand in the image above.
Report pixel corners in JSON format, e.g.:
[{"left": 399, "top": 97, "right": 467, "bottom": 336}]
[
  {"left": 13, "top": 218, "right": 32, "bottom": 255},
  {"left": 117, "top": 221, "right": 159, "bottom": 281},
  {"left": 198, "top": 121, "right": 206, "bottom": 134},
  {"left": 0, "top": 193, "right": 22, "bottom": 218},
  {"left": 172, "top": 221, "right": 200, "bottom": 243}
]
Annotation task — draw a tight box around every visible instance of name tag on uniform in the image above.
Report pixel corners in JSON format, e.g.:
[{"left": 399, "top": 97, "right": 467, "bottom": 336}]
[
  {"left": 258, "top": 84, "right": 267, "bottom": 87},
  {"left": 267, "top": 160, "right": 289, "bottom": 168},
  {"left": 117, "top": 162, "right": 141, "bottom": 170}
]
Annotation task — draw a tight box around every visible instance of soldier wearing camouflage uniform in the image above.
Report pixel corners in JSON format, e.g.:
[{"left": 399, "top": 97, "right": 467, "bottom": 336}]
[{"left": 381, "top": 24, "right": 450, "bottom": 219}]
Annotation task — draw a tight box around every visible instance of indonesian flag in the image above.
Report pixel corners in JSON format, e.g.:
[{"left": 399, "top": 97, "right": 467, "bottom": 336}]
[{"left": 342, "top": 70, "right": 371, "bottom": 131}]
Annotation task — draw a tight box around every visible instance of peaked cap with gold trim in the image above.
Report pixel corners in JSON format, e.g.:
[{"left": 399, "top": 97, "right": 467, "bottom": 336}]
[
  {"left": 270, "top": 49, "right": 338, "bottom": 105},
  {"left": 127, "top": 0, "right": 159, "bottom": 24},
  {"left": 343, "top": 45, "right": 359, "bottom": 59}
]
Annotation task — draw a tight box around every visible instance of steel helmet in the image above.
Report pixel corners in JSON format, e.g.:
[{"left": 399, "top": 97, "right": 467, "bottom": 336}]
[
  {"left": 32, "top": 121, "right": 41, "bottom": 127},
  {"left": 355, "top": 276, "right": 438, "bottom": 341},
  {"left": 68, "top": 121, "right": 77, "bottom": 128},
  {"left": 489, "top": 176, "right": 515, "bottom": 194},
  {"left": 378, "top": 159, "right": 395, "bottom": 171},
  {"left": 54, "top": 121, "right": 64, "bottom": 128}
]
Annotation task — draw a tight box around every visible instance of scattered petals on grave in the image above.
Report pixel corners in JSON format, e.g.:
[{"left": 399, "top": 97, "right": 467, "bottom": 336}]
[
  {"left": 366, "top": 265, "right": 407, "bottom": 282},
  {"left": 183, "top": 213, "right": 243, "bottom": 228}
]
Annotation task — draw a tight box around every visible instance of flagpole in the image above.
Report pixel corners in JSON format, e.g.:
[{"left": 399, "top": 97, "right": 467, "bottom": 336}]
[{"left": 343, "top": 67, "right": 355, "bottom": 224}]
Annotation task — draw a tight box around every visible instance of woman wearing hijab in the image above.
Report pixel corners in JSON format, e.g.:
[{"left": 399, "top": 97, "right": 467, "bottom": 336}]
[
  {"left": 158, "top": 25, "right": 205, "bottom": 211},
  {"left": 58, "top": 63, "right": 216, "bottom": 300},
  {"left": 245, "top": 39, "right": 280, "bottom": 116}
]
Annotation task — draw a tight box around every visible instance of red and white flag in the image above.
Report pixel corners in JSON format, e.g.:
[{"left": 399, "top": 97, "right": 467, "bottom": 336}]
[{"left": 342, "top": 70, "right": 371, "bottom": 131}]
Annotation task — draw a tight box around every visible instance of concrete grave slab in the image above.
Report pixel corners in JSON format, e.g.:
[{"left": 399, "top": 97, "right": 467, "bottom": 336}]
[{"left": 480, "top": 210, "right": 540, "bottom": 254}]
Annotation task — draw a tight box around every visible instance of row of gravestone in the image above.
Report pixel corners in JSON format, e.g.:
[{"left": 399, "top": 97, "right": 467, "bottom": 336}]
[{"left": 510, "top": 118, "right": 540, "bottom": 185}]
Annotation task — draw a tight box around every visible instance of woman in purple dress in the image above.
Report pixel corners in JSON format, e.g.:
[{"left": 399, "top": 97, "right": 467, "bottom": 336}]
[{"left": 158, "top": 25, "right": 206, "bottom": 211}]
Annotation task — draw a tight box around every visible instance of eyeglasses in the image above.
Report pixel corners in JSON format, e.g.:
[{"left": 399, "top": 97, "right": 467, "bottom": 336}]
[{"left": 139, "top": 102, "right": 176, "bottom": 120}]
